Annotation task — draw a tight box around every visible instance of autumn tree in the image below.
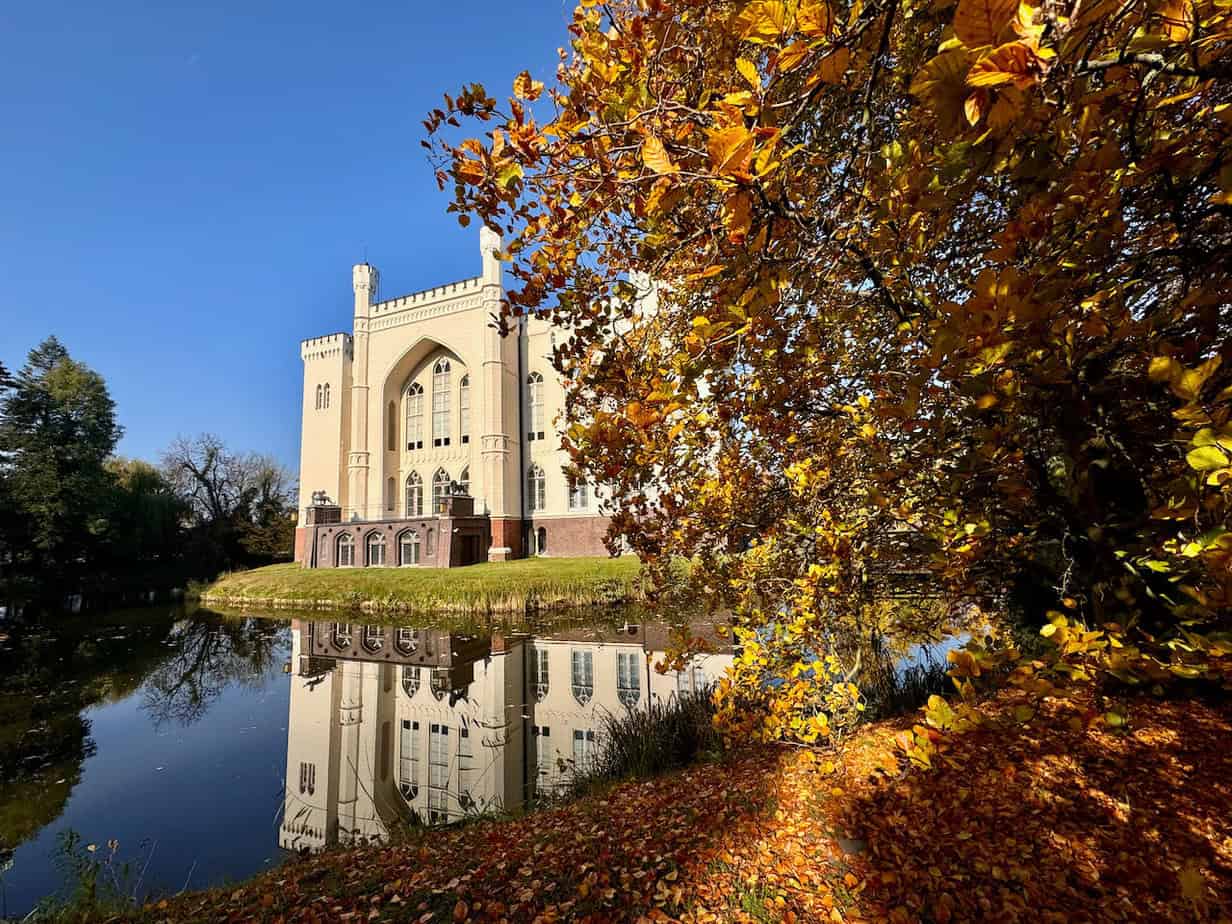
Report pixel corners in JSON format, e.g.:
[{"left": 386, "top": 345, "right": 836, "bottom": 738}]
[{"left": 429, "top": 0, "right": 1232, "bottom": 740}]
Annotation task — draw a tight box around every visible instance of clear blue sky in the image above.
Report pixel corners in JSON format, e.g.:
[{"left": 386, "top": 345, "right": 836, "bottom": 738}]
[{"left": 0, "top": 0, "right": 571, "bottom": 470}]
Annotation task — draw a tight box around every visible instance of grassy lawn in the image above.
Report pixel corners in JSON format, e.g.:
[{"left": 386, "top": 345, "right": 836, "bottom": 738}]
[{"left": 201, "top": 556, "right": 647, "bottom": 614}]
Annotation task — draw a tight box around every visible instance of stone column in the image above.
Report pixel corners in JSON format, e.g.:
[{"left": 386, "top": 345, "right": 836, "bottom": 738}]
[
  {"left": 348, "top": 264, "right": 378, "bottom": 520},
  {"left": 478, "top": 227, "right": 516, "bottom": 560}
]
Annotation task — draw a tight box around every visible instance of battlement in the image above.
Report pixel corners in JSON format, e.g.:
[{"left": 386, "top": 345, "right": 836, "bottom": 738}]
[
  {"left": 371, "top": 276, "right": 484, "bottom": 315},
  {"left": 301, "top": 333, "right": 353, "bottom": 362}
]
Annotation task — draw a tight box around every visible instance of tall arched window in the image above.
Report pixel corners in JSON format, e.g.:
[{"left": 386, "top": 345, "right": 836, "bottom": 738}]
[
  {"left": 425, "top": 528, "right": 436, "bottom": 556},
  {"left": 527, "top": 372, "right": 545, "bottom": 440},
  {"left": 537, "top": 526, "right": 547, "bottom": 556},
  {"left": 432, "top": 468, "right": 451, "bottom": 513},
  {"left": 323, "top": 383, "right": 330, "bottom": 409},
  {"left": 527, "top": 464, "right": 546, "bottom": 512},
  {"left": 458, "top": 466, "right": 470, "bottom": 497},
  {"left": 459, "top": 374, "right": 470, "bottom": 444},
  {"left": 387, "top": 401, "right": 396, "bottom": 451},
  {"left": 386, "top": 477, "right": 396, "bottom": 512},
  {"left": 406, "top": 383, "right": 425, "bottom": 450},
  {"left": 315, "top": 384, "right": 323, "bottom": 410},
  {"left": 568, "top": 479, "right": 588, "bottom": 511},
  {"left": 398, "top": 530, "right": 420, "bottom": 566},
  {"left": 432, "top": 359, "right": 451, "bottom": 447},
  {"left": 336, "top": 533, "right": 355, "bottom": 567},
  {"left": 405, "top": 472, "right": 423, "bottom": 516},
  {"left": 366, "top": 532, "right": 386, "bottom": 566}
]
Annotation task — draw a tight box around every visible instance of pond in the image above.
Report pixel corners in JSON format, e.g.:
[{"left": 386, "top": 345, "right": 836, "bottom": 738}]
[{"left": 0, "top": 606, "right": 734, "bottom": 917}]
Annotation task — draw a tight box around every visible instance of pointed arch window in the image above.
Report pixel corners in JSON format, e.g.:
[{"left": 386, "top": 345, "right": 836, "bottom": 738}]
[
  {"left": 459, "top": 374, "right": 470, "bottom": 445},
  {"left": 315, "top": 384, "right": 323, "bottom": 410},
  {"left": 402, "top": 665, "right": 422, "bottom": 698},
  {"left": 399, "top": 718, "right": 420, "bottom": 800},
  {"left": 398, "top": 529, "right": 420, "bottom": 565},
  {"left": 527, "top": 372, "right": 545, "bottom": 440},
  {"left": 432, "top": 468, "right": 451, "bottom": 513},
  {"left": 396, "top": 628, "right": 418, "bottom": 654},
  {"left": 363, "top": 625, "right": 385, "bottom": 652},
  {"left": 532, "top": 648, "right": 549, "bottom": 702},
  {"left": 432, "top": 359, "right": 451, "bottom": 447},
  {"left": 406, "top": 383, "right": 425, "bottom": 450},
  {"left": 332, "top": 622, "right": 352, "bottom": 648},
  {"left": 527, "top": 464, "right": 546, "bottom": 513},
  {"left": 426, "top": 528, "right": 436, "bottom": 557},
  {"left": 336, "top": 533, "right": 355, "bottom": 567},
  {"left": 386, "top": 476, "right": 396, "bottom": 512},
  {"left": 617, "top": 651, "right": 641, "bottom": 708},
  {"left": 571, "top": 649, "right": 594, "bottom": 705},
  {"left": 366, "top": 532, "right": 386, "bottom": 566},
  {"left": 458, "top": 466, "right": 470, "bottom": 497},
  {"left": 323, "top": 383, "right": 330, "bottom": 409},
  {"left": 406, "top": 472, "right": 423, "bottom": 517}
]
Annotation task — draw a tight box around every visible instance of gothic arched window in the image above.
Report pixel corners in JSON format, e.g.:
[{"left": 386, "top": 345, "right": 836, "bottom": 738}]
[
  {"left": 459, "top": 374, "right": 471, "bottom": 444},
  {"left": 432, "top": 468, "right": 451, "bottom": 513},
  {"left": 527, "top": 464, "right": 546, "bottom": 513},
  {"left": 406, "top": 383, "right": 425, "bottom": 451},
  {"left": 405, "top": 472, "right": 423, "bottom": 517},
  {"left": 366, "top": 532, "right": 386, "bottom": 567},
  {"left": 432, "top": 359, "right": 451, "bottom": 447},
  {"left": 398, "top": 529, "right": 420, "bottom": 565},
  {"left": 458, "top": 466, "right": 470, "bottom": 497},
  {"left": 526, "top": 372, "right": 545, "bottom": 441},
  {"left": 315, "top": 384, "right": 323, "bottom": 410},
  {"left": 323, "top": 383, "right": 330, "bottom": 409},
  {"left": 336, "top": 533, "right": 355, "bottom": 567}
]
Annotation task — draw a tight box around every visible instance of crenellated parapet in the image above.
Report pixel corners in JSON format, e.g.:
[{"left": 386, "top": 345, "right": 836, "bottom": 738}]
[
  {"left": 371, "top": 276, "right": 484, "bottom": 314},
  {"left": 301, "top": 333, "right": 354, "bottom": 362}
]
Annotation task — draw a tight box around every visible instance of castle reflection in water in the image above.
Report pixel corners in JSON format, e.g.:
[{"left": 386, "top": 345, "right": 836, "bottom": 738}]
[{"left": 279, "top": 618, "right": 733, "bottom": 851}]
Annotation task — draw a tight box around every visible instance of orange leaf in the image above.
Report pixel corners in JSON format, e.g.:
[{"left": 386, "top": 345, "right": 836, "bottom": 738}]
[
  {"left": 816, "top": 46, "right": 850, "bottom": 84},
  {"left": 798, "top": 0, "right": 838, "bottom": 38},
  {"left": 967, "top": 41, "right": 1042, "bottom": 89},
  {"left": 512, "top": 70, "right": 544, "bottom": 101},
  {"left": 952, "top": 0, "right": 1018, "bottom": 47},
  {"left": 707, "top": 125, "right": 756, "bottom": 177}
]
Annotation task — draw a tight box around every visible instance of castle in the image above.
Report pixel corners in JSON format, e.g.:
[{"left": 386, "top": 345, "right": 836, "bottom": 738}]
[{"left": 295, "top": 228, "right": 610, "bottom": 567}]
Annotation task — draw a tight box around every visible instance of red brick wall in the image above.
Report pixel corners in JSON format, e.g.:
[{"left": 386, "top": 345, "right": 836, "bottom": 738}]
[
  {"left": 489, "top": 518, "right": 523, "bottom": 560},
  {"left": 525, "top": 515, "right": 611, "bottom": 557},
  {"left": 294, "top": 527, "right": 312, "bottom": 565}
]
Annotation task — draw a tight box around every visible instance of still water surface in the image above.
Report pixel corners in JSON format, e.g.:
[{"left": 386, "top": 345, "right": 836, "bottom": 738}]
[{"left": 0, "top": 607, "right": 730, "bottom": 917}]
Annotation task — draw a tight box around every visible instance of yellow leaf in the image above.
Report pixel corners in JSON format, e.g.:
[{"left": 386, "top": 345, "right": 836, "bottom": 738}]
[
  {"left": 1186, "top": 445, "right": 1229, "bottom": 471},
  {"left": 1172, "top": 356, "right": 1221, "bottom": 401},
  {"left": 1158, "top": 0, "right": 1194, "bottom": 42},
  {"left": 642, "top": 135, "right": 678, "bottom": 175},
  {"left": 776, "top": 41, "right": 810, "bottom": 73},
  {"left": 798, "top": 0, "right": 838, "bottom": 38},
  {"left": 1149, "top": 355, "right": 1181, "bottom": 382},
  {"left": 512, "top": 70, "right": 544, "bottom": 101},
  {"left": 967, "top": 41, "right": 1043, "bottom": 89},
  {"left": 722, "top": 190, "right": 754, "bottom": 244},
  {"left": 737, "top": 1, "right": 788, "bottom": 42},
  {"left": 737, "top": 57, "right": 761, "bottom": 91},
  {"left": 952, "top": 0, "right": 1018, "bottom": 48},
  {"left": 910, "top": 50, "right": 975, "bottom": 133},
  {"left": 707, "top": 125, "right": 756, "bottom": 176},
  {"left": 964, "top": 91, "right": 987, "bottom": 126}
]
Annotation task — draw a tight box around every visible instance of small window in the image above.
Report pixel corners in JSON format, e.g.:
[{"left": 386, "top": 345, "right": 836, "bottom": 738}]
[
  {"left": 432, "top": 359, "right": 451, "bottom": 447},
  {"left": 396, "top": 628, "right": 418, "bottom": 653},
  {"left": 323, "top": 383, "right": 330, "bottom": 409},
  {"left": 298, "top": 761, "right": 316, "bottom": 796},
  {"left": 315, "top": 384, "right": 322, "bottom": 411},
  {"left": 366, "top": 532, "right": 387, "bottom": 567},
  {"left": 406, "top": 383, "right": 425, "bottom": 450},
  {"left": 568, "top": 479, "right": 588, "bottom": 511},
  {"left": 387, "top": 401, "right": 397, "bottom": 452},
  {"left": 526, "top": 372, "right": 545, "bottom": 441},
  {"left": 534, "top": 725, "right": 552, "bottom": 785},
  {"left": 399, "top": 718, "right": 420, "bottom": 800},
  {"left": 532, "top": 648, "right": 549, "bottom": 702},
  {"left": 386, "top": 476, "right": 396, "bottom": 512},
  {"left": 426, "top": 528, "right": 435, "bottom": 556},
  {"left": 572, "top": 729, "right": 596, "bottom": 772},
  {"left": 571, "top": 649, "right": 594, "bottom": 705},
  {"left": 332, "top": 622, "right": 352, "bottom": 648},
  {"left": 527, "top": 464, "right": 546, "bottom": 513},
  {"left": 406, "top": 472, "right": 423, "bottom": 517},
  {"left": 336, "top": 533, "right": 355, "bottom": 567},
  {"left": 537, "top": 526, "right": 547, "bottom": 556},
  {"left": 459, "top": 374, "right": 470, "bottom": 445}
]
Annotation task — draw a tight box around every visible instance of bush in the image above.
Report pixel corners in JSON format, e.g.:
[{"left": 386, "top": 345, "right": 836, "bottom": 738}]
[{"left": 568, "top": 691, "right": 722, "bottom": 796}]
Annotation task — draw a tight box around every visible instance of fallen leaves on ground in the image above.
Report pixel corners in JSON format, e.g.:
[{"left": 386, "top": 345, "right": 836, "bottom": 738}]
[{"left": 133, "top": 691, "right": 1232, "bottom": 923}]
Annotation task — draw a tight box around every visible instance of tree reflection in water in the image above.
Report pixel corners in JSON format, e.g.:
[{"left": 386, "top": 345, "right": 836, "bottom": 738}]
[{"left": 140, "top": 615, "right": 283, "bottom": 727}]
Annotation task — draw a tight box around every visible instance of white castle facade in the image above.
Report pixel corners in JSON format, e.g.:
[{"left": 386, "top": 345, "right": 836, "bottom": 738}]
[{"left": 295, "top": 227, "right": 609, "bottom": 566}]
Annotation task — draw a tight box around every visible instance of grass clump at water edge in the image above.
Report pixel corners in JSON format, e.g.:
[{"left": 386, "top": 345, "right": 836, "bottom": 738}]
[{"left": 201, "top": 556, "right": 647, "bottom": 614}]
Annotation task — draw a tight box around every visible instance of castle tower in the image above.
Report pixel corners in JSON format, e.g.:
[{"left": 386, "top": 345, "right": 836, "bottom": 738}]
[{"left": 477, "top": 227, "right": 519, "bottom": 560}]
